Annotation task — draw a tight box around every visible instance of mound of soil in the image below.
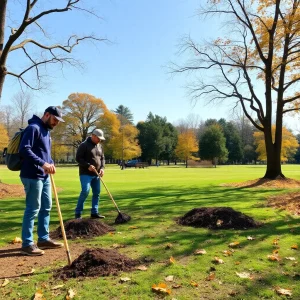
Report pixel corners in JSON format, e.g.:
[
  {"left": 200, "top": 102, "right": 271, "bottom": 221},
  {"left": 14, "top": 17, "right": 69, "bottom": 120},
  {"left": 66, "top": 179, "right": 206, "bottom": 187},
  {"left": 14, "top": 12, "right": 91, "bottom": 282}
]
[
  {"left": 50, "top": 219, "right": 116, "bottom": 239},
  {"left": 177, "top": 207, "right": 262, "bottom": 229},
  {"left": 56, "top": 248, "right": 140, "bottom": 279}
]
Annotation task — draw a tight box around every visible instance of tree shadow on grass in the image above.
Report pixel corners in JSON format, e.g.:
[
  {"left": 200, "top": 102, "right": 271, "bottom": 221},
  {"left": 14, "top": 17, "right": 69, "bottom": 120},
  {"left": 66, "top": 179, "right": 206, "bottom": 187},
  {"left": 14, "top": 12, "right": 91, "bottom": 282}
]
[{"left": 1, "top": 184, "right": 298, "bottom": 252}]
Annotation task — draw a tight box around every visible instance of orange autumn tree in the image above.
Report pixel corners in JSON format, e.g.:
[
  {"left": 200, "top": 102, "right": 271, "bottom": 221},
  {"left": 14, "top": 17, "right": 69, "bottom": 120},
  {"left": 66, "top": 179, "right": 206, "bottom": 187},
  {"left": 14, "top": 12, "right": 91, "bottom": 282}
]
[
  {"left": 96, "top": 108, "right": 122, "bottom": 159},
  {"left": 175, "top": 130, "right": 198, "bottom": 168},
  {"left": 61, "top": 93, "right": 108, "bottom": 147},
  {"left": 254, "top": 126, "right": 298, "bottom": 162},
  {"left": 172, "top": 0, "right": 300, "bottom": 179}
]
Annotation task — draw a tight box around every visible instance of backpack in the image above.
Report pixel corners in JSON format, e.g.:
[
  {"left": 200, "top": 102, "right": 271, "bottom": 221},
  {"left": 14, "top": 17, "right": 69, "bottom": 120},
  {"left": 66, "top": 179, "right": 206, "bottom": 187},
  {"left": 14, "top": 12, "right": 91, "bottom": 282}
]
[{"left": 5, "top": 128, "right": 26, "bottom": 171}]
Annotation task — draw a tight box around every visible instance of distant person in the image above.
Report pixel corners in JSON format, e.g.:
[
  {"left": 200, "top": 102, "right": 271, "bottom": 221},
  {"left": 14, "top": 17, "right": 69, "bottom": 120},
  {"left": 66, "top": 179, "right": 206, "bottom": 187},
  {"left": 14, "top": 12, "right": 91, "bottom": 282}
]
[
  {"left": 19, "top": 106, "right": 65, "bottom": 256},
  {"left": 75, "top": 129, "right": 106, "bottom": 219}
]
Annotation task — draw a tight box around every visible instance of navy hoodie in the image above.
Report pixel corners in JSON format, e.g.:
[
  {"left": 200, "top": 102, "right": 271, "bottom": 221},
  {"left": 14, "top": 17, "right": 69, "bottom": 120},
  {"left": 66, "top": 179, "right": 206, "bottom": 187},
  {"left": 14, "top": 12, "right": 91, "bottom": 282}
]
[{"left": 19, "top": 115, "right": 53, "bottom": 179}]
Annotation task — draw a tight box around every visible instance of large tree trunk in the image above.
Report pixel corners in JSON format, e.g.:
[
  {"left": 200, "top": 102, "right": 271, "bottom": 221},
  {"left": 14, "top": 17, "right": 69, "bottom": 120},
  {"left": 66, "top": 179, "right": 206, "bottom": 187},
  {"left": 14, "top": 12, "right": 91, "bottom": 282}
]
[
  {"left": 0, "top": 66, "right": 6, "bottom": 99},
  {"left": 264, "top": 142, "right": 284, "bottom": 179},
  {"left": 263, "top": 120, "right": 284, "bottom": 179},
  {"left": 0, "top": 0, "right": 8, "bottom": 99}
]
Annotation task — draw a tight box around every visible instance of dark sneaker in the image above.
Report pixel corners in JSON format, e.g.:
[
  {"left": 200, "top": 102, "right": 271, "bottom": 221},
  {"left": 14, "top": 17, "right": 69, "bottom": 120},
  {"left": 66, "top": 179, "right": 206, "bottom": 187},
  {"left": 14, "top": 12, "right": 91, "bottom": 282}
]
[
  {"left": 91, "top": 213, "right": 105, "bottom": 219},
  {"left": 37, "top": 239, "right": 63, "bottom": 250},
  {"left": 75, "top": 213, "right": 82, "bottom": 219},
  {"left": 21, "top": 244, "right": 45, "bottom": 256}
]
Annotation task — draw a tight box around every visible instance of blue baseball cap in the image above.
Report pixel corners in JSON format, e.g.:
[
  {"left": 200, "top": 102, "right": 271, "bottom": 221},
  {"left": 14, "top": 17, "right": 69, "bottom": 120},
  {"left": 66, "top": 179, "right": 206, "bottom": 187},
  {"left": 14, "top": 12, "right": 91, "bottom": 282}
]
[{"left": 44, "top": 106, "right": 65, "bottom": 122}]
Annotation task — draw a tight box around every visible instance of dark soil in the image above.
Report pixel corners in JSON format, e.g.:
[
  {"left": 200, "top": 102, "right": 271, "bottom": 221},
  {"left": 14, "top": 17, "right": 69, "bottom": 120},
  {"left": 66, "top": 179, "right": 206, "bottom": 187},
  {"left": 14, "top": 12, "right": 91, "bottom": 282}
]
[
  {"left": 55, "top": 248, "right": 140, "bottom": 279},
  {"left": 177, "top": 207, "right": 262, "bottom": 229},
  {"left": 50, "top": 219, "right": 116, "bottom": 240}
]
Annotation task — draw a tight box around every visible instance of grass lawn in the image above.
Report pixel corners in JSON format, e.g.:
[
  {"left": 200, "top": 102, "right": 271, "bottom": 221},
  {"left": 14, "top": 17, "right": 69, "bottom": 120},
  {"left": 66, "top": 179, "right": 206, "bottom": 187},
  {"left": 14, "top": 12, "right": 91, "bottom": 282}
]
[{"left": 0, "top": 164, "right": 299, "bottom": 299}]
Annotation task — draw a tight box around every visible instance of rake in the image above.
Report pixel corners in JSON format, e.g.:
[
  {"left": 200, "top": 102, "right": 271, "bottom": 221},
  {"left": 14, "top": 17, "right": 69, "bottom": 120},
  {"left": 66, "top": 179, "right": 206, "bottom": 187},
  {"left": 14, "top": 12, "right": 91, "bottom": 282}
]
[{"left": 94, "top": 170, "right": 131, "bottom": 224}]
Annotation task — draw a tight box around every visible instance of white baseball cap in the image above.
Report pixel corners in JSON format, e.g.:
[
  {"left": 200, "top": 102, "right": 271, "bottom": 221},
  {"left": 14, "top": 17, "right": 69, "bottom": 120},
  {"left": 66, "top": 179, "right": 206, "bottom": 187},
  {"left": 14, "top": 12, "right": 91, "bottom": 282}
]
[{"left": 92, "top": 129, "right": 105, "bottom": 140}]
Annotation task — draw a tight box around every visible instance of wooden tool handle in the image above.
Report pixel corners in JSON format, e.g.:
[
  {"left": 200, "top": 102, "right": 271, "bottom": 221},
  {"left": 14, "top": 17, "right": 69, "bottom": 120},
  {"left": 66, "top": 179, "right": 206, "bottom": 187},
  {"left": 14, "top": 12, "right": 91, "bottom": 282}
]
[{"left": 50, "top": 174, "right": 72, "bottom": 266}]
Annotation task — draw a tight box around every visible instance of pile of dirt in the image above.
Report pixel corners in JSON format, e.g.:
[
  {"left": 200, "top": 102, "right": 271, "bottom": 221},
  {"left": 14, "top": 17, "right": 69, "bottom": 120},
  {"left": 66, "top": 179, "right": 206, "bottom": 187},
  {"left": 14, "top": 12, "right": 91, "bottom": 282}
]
[
  {"left": 56, "top": 248, "right": 140, "bottom": 279},
  {"left": 50, "top": 219, "right": 116, "bottom": 239},
  {"left": 177, "top": 207, "right": 262, "bottom": 229}
]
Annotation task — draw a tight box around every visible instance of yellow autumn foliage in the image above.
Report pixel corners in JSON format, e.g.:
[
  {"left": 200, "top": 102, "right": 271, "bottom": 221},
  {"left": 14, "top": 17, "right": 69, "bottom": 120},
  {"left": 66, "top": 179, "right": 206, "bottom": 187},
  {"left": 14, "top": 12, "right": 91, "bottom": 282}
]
[
  {"left": 253, "top": 126, "right": 298, "bottom": 161},
  {"left": 0, "top": 123, "right": 9, "bottom": 152},
  {"left": 175, "top": 130, "right": 198, "bottom": 160},
  {"left": 109, "top": 123, "right": 141, "bottom": 160}
]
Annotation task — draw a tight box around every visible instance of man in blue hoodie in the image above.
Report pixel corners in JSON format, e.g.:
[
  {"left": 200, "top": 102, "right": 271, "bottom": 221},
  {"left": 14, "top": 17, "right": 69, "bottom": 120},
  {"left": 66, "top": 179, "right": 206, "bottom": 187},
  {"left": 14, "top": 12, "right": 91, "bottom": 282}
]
[{"left": 19, "top": 106, "right": 65, "bottom": 256}]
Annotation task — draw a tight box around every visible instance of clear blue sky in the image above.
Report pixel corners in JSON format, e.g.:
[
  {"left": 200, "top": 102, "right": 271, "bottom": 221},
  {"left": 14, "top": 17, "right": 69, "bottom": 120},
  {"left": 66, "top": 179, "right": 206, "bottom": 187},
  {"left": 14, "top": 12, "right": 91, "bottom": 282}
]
[{"left": 1, "top": 0, "right": 299, "bottom": 131}]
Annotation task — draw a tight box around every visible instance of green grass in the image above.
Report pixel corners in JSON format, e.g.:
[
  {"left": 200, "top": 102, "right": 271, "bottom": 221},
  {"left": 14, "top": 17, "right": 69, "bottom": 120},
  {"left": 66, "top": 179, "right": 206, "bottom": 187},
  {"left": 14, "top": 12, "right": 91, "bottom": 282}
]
[{"left": 0, "top": 164, "right": 300, "bottom": 299}]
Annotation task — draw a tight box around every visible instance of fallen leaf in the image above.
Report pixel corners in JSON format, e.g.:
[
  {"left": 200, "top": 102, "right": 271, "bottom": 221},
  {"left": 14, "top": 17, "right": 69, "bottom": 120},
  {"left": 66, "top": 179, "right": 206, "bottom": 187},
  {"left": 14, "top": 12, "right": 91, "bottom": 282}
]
[
  {"left": 235, "top": 261, "right": 241, "bottom": 265},
  {"left": 291, "top": 244, "right": 298, "bottom": 250},
  {"left": 206, "top": 272, "right": 215, "bottom": 281},
  {"left": 273, "top": 238, "right": 279, "bottom": 245},
  {"left": 21, "top": 268, "right": 35, "bottom": 276},
  {"left": 228, "top": 290, "right": 239, "bottom": 296},
  {"left": 120, "top": 277, "right": 131, "bottom": 283},
  {"left": 194, "top": 249, "right": 207, "bottom": 255},
  {"left": 273, "top": 249, "right": 279, "bottom": 254},
  {"left": 33, "top": 290, "right": 44, "bottom": 300},
  {"left": 268, "top": 254, "right": 280, "bottom": 261},
  {"left": 236, "top": 272, "right": 253, "bottom": 280},
  {"left": 51, "top": 284, "right": 64, "bottom": 290},
  {"left": 216, "top": 219, "right": 223, "bottom": 226},
  {"left": 169, "top": 256, "right": 176, "bottom": 264},
  {"left": 66, "top": 288, "right": 76, "bottom": 299},
  {"left": 275, "top": 287, "right": 292, "bottom": 296},
  {"left": 41, "top": 283, "right": 49, "bottom": 290},
  {"left": 190, "top": 281, "right": 198, "bottom": 287},
  {"left": 247, "top": 236, "right": 255, "bottom": 240},
  {"left": 11, "top": 237, "right": 22, "bottom": 244},
  {"left": 213, "top": 257, "right": 224, "bottom": 264},
  {"left": 172, "top": 284, "right": 182, "bottom": 289},
  {"left": 222, "top": 250, "right": 234, "bottom": 256},
  {"left": 152, "top": 283, "right": 171, "bottom": 295},
  {"left": 128, "top": 226, "right": 138, "bottom": 229},
  {"left": 165, "top": 275, "right": 174, "bottom": 282},
  {"left": 1, "top": 279, "right": 9, "bottom": 287},
  {"left": 165, "top": 243, "right": 173, "bottom": 249},
  {"left": 136, "top": 265, "right": 148, "bottom": 271},
  {"left": 228, "top": 241, "right": 240, "bottom": 248},
  {"left": 285, "top": 257, "right": 296, "bottom": 261}
]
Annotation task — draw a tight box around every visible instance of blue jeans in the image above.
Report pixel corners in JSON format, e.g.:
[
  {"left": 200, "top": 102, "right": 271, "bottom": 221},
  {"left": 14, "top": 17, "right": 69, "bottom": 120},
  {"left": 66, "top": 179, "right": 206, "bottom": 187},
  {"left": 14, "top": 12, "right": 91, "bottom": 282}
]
[
  {"left": 21, "top": 177, "right": 52, "bottom": 248},
  {"left": 75, "top": 175, "right": 100, "bottom": 215}
]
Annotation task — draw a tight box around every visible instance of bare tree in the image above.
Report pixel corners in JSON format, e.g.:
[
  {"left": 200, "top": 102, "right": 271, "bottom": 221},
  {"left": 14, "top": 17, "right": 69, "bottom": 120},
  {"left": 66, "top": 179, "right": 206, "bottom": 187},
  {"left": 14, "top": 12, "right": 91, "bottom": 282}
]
[
  {"left": 12, "top": 92, "right": 34, "bottom": 128},
  {"left": 171, "top": 0, "right": 300, "bottom": 179},
  {"left": 174, "top": 113, "right": 201, "bottom": 135},
  {"left": 0, "top": 0, "right": 107, "bottom": 99},
  {"left": 0, "top": 104, "right": 15, "bottom": 137}
]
